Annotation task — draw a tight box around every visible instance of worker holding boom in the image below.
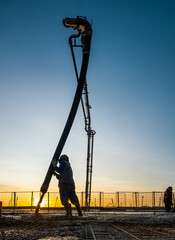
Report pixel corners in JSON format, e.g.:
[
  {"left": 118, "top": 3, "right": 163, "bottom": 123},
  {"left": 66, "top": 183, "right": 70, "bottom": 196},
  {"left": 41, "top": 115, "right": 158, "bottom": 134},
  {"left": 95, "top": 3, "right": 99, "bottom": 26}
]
[{"left": 52, "top": 155, "right": 83, "bottom": 218}]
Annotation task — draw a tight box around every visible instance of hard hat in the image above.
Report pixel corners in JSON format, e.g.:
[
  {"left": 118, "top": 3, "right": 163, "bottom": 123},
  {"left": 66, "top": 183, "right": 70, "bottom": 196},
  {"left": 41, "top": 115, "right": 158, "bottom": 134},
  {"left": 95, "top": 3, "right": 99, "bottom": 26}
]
[
  {"left": 168, "top": 186, "right": 172, "bottom": 191},
  {"left": 59, "top": 154, "right": 69, "bottom": 162}
]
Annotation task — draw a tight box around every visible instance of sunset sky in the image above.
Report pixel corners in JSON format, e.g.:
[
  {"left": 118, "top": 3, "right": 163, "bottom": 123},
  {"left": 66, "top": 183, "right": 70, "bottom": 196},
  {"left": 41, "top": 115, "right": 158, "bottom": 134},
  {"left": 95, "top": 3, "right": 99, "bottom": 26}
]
[{"left": 1, "top": 0, "right": 175, "bottom": 193}]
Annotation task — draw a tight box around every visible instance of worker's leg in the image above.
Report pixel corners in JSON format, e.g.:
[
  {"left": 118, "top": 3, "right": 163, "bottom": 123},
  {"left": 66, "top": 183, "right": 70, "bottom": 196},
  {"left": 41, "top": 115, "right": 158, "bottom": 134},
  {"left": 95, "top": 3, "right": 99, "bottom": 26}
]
[
  {"left": 167, "top": 202, "right": 171, "bottom": 212},
  {"left": 69, "top": 187, "right": 83, "bottom": 216},
  {"left": 165, "top": 201, "right": 171, "bottom": 212},
  {"left": 75, "top": 203, "right": 83, "bottom": 216},
  {"left": 59, "top": 184, "right": 72, "bottom": 218}
]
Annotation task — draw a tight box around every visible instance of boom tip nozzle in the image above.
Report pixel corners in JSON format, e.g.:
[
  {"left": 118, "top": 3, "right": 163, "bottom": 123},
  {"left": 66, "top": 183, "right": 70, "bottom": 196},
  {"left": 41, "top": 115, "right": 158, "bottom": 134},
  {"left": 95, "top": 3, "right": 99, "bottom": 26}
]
[
  {"left": 63, "top": 18, "right": 70, "bottom": 27},
  {"left": 63, "top": 17, "right": 92, "bottom": 33}
]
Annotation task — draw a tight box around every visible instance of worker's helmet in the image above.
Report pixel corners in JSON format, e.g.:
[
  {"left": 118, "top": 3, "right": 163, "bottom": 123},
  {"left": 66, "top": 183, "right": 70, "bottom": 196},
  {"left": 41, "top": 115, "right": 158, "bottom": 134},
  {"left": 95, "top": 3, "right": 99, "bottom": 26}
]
[
  {"left": 168, "top": 186, "right": 172, "bottom": 192},
  {"left": 59, "top": 154, "right": 69, "bottom": 162}
]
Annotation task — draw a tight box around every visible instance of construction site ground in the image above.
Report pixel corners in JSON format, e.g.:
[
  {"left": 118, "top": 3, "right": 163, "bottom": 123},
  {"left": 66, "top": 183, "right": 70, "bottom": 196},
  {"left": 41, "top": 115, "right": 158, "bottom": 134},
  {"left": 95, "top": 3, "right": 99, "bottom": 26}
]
[{"left": 1, "top": 211, "right": 175, "bottom": 239}]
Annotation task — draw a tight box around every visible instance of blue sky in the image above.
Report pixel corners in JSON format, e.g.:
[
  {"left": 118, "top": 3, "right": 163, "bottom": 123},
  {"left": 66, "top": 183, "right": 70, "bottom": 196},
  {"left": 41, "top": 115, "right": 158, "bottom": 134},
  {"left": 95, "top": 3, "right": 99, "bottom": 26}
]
[{"left": 0, "top": 0, "right": 175, "bottom": 192}]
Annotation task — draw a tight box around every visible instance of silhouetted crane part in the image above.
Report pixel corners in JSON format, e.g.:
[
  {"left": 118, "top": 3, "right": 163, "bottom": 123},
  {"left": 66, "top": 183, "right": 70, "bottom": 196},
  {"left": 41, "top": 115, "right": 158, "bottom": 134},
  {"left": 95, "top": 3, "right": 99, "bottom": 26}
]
[
  {"left": 69, "top": 31, "right": 96, "bottom": 209},
  {"left": 35, "top": 17, "right": 92, "bottom": 214}
]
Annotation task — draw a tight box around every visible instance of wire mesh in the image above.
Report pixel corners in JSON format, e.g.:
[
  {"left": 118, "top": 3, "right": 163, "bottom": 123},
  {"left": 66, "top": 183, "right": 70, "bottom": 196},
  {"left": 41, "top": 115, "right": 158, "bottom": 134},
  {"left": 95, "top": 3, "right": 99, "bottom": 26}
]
[
  {"left": 0, "top": 192, "right": 13, "bottom": 207},
  {"left": 0, "top": 191, "right": 172, "bottom": 211}
]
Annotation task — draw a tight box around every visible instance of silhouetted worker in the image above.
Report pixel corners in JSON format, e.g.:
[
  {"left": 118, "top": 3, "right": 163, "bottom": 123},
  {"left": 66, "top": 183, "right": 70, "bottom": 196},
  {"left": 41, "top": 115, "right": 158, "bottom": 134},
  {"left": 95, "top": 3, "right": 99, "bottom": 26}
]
[
  {"left": 164, "top": 186, "right": 173, "bottom": 212},
  {"left": 52, "top": 154, "right": 83, "bottom": 218}
]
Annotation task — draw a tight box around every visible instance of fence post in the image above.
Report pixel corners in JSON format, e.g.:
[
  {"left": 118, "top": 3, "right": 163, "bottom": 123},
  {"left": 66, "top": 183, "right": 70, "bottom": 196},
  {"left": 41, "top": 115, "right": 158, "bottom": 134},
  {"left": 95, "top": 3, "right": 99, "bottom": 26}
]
[
  {"left": 99, "top": 192, "right": 102, "bottom": 208},
  {"left": 124, "top": 193, "right": 126, "bottom": 207},
  {"left": 31, "top": 192, "right": 33, "bottom": 211},
  {"left": 14, "top": 192, "right": 16, "bottom": 211},
  {"left": 0, "top": 201, "right": 2, "bottom": 218},
  {"left": 10, "top": 193, "right": 12, "bottom": 207},
  {"left": 152, "top": 191, "right": 155, "bottom": 208},
  {"left": 135, "top": 192, "right": 138, "bottom": 207},
  {"left": 142, "top": 195, "right": 144, "bottom": 207},
  {"left": 116, "top": 192, "right": 119, "bottom": 207},
  {"left": 81, "top": 192, "right": 84, "bottom": 207},
  {"left": 48, "top": 192, "right": 50, "bottom": 211}
]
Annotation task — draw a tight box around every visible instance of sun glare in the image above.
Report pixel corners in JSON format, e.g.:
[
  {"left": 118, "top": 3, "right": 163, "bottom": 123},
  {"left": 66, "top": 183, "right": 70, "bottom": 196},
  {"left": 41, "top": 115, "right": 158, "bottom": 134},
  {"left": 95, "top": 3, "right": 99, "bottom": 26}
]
[{"left": 34, "top": 198, "right": 46, "bottom": 207}]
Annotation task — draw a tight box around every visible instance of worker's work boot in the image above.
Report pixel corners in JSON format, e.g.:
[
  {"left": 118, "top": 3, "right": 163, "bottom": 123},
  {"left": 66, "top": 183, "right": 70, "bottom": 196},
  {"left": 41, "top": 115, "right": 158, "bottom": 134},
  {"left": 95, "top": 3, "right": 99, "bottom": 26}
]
[{"left": 76, "top": 204, "right": 83, "bottom": 216}]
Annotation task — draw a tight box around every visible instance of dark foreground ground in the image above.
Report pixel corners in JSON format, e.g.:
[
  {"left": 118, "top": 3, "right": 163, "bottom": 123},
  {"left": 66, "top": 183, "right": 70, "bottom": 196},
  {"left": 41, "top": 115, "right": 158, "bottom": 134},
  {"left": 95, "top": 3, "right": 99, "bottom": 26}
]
[{"left": 1, "top": 211, "right": 175, "bottom": 239}]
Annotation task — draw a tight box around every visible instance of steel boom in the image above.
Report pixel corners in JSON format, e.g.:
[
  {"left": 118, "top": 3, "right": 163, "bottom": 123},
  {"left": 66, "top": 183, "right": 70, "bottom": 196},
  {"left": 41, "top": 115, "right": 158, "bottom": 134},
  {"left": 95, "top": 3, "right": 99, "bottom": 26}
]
[{"left": 35, "top": 17, "right": 92, "bottom": 213}]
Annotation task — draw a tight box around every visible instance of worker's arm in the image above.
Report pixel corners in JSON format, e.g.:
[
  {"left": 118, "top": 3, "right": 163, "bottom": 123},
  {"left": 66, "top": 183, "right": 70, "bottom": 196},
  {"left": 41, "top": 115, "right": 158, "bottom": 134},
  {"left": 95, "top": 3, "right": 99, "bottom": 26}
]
[
  {"left": 54, "top": 161, "right": 66, "bottom": 174},
  {"left": 53, "top": 172, "right": 60, "bottom": 180}
]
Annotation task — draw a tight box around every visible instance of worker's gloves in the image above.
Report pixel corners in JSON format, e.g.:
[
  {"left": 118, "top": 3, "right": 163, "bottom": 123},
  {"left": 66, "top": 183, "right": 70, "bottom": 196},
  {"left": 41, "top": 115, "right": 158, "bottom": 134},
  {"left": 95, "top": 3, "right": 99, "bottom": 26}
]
[
  {"left": 53, "top": 172, "right": 60, "bottom": 180},
  {"left": 52, "top": 159, "right": 57, "bottom": 168},
  {"left": 55, "top": 174, "right": 60, "bottom": 180}
]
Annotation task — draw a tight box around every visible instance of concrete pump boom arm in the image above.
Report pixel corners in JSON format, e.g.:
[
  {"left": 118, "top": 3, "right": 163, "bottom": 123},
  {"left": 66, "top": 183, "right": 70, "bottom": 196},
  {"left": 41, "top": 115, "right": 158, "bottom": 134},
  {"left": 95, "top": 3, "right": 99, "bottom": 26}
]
[{"left": 35, "top": 16, "right": 92, "bottom": 213}]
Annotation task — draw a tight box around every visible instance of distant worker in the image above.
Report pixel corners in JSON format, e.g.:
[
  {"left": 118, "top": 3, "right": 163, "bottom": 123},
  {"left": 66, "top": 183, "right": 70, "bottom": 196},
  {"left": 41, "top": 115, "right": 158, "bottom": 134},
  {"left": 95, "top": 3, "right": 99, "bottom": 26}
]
[
  {"left": 164, "top": 186, "right": 173, "bottom": 212},
  {"left": 52, "top": 154, "right": 83, "bottom": 218}
]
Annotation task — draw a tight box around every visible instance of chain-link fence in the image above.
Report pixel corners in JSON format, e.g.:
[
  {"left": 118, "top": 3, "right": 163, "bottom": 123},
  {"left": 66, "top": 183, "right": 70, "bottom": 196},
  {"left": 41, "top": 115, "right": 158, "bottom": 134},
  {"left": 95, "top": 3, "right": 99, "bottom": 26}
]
[
  {"left": 101, "top": 192, "right": 167, "bottom": 208},
  {"left": 0, "top": 191, "right": 173, "bottom": 212}
]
